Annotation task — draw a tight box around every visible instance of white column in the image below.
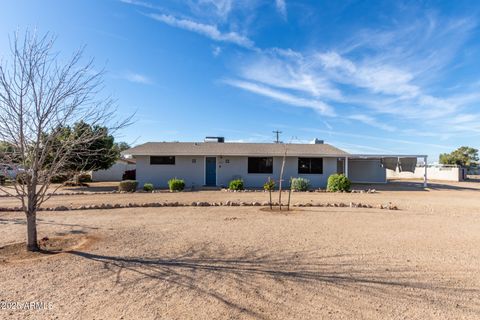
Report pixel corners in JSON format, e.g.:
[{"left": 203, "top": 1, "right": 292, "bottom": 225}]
[
  {"left": 423, "top": 156, "right": 428, "bottom": 187},
  {"left": 345, "top": 156, "right": 349, "bottom": 178}
]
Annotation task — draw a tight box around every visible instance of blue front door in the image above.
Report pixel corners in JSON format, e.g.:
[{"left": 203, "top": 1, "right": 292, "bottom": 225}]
[{"left": 205, "top": 157, "right": 216, "bottom": 186}]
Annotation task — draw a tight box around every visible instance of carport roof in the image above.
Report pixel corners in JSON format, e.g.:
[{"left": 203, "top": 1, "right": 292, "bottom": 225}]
[{"left": 123, "top": 142, "right": 349, "bottom": 157}]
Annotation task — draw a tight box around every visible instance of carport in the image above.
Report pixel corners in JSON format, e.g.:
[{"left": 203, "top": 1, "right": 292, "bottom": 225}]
[{"left": 342, "top": 154, "right": 428, "bottom": 187}]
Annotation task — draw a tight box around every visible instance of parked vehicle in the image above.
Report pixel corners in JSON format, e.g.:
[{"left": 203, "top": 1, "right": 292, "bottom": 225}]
[{"left": 0, "top": 164, "right": 21, "bottom": 179}]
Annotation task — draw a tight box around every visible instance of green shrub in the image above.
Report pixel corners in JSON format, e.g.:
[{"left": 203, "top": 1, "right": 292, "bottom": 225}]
[
  {"left": 327, "top": 174, "right": 351, "bottom": 192},
  {"left": 168, "top": 178, "right": 185, "bottom": 192},
  {"left": 263, "top": 178, "right": 275, "bottom": 191},
  {"left": 228, "top": 179, "right": 244, "bottom": 191},
  {"left": 118, "top": 180, "right": 138, "bottom": 192},
  {"left": 143, "top": 183, "right": 154, "bottom": 192},
  {"left": 291, "top": 177, "right": 310, "bottom": 191}
]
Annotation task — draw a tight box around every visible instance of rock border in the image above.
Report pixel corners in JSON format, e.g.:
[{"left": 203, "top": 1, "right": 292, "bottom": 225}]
[
  {"left": 0, "top": 201, "right": 398, "bottom": 212},
  {"left": 0, "top": 188, "right": 378, "bottom": 198}
]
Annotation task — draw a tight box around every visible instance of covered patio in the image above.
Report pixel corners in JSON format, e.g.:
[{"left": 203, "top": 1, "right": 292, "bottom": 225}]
[{"left": 339, "top": 154, "right": 429, "bottom": 187}]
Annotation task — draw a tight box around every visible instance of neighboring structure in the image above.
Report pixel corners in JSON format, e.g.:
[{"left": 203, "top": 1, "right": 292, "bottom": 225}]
[
  {"left": 387, "top": 164, "right": 464, "bottom": 182},
  {"left": 91, "top": 158, "right": 136, "bottom": 182},
  {"left": 123, "top": 137, "right": 428, "bottom": 189}
]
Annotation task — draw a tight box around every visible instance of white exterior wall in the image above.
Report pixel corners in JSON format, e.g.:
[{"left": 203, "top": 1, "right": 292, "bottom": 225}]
[
  {"left": 91, "top": 162, "right": 136, "bottom": 182},
  {"left": 347, "top": 159, "right": 386, "bottom": 183},
  {"left": 387, "top": 166, "right": 462, "bottom": 182},
  {"left": 136, "top": 155, "right": 338, "bottom": 189}
]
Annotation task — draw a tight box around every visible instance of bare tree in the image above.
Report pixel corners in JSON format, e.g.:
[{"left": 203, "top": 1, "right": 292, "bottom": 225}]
[
  {"left": 278, "top": 145, "right": 287, "bottom": 210},
  {"left": 0, "top": 31, "right": 130, "bottom": 251}
]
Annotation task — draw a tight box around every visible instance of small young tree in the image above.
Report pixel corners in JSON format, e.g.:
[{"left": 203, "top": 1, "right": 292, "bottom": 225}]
[
  {"left": 278, "top": 145, "right": 287, "bottom": 210},
  {"left": 0, "top": 31, "right": 129, "bottom": 251},
  {"left": 263, "top": 177, "right": 275, "bottom": 210}
]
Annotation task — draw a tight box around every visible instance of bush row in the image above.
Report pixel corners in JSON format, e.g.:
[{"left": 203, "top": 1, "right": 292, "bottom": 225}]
[{"left": 120, "top": 174, "right": 352, "bottom": 193}]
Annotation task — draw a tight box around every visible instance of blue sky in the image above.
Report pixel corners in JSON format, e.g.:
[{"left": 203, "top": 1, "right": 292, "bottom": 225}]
[{"left": 1, "top": 0, "right": 480, "bottom": 161}]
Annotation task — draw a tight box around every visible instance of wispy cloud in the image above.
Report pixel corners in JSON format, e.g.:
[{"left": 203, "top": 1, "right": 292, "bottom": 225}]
[
  {"left": 224, "top": 79, "right": 335, "bottom": 116},
  {"left": 122, "top": 72, "right": 153, "bottom": 85},
  {"left": 302, "top": 127, "right": 452, "bottom": 150},
  {"left": 147, "top": 13, "right": 255, "bottom": 48},
  {"left": 224, "top": 14, "right": 480, "bottom": 137},
  {"left": 348, "top": 114, "right": 396, "bottom": 132},
  {"left": 212, "top": 46, "right": 222, "bottom": 57},
  {"left": 275, "top": 0, "right": 287, "bottom": 18},
  {"left": 197, "top": 0, "right": 233, "bottom": 20},
  {"left": 121, "top": 0, "right": 480, "bottom": 143}
]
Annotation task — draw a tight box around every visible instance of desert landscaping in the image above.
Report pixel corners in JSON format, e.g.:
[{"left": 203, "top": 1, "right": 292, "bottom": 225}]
[{"left": 1, "top": 180, "right": 479, "bottom": 319}]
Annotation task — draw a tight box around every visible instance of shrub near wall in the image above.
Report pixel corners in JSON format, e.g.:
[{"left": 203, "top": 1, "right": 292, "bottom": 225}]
[
  {"left": 327, "top": 174, "right": 351, "bottom": 192},
  {"left": 291, "top": 178, "right": 310, "bottom": 191},
  {"left": 168, "top": 178, "right": 185, "bottom": 192},
  {"left": 143, "top": 183, "right": 154, "bottom": 192},
  {"left": 228, "top": 179, "right": 244, "bottom": 191},
  {"left": 119, "top": 180, "right": 138, "bottom": 192}
]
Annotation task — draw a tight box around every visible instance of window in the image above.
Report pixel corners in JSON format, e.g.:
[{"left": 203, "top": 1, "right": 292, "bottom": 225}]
[
  {"left": 225, "top": 159, "right": 230, "bottom": 163},
  {"left": 150, "top": 156, "right": 175, "bottom": 165},
  {"left": 298, "top": 158, "right": 323, "bottom": 174},
  {"left": 248, "top": 157, "right": 273, "bottom": 174},
  {"left": 192, "top": 159, "right": 196, "bottom": 163}
]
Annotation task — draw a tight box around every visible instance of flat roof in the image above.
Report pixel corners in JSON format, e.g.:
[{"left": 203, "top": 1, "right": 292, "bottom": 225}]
[
  {"left": 123, "top": 142, "right": 349, "bottom": 157},
  {"left": 347, "top": 154, "right": 428, "bottom": 158}
]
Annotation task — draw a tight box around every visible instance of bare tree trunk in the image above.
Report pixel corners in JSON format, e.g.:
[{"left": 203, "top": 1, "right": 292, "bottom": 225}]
[
  {"left": 269, "top": 189, "right": 272, "bottom": 210},
  {"left": 278, "top": 148, "right": 287, "bottom": 211},
  {"left": 26, "top": 209, "right": 39, "bottom": 251},
  {"left": 25, "top": 187, "right": 40, "bottom": 251},
  {"left": 287, "top": 177, "right": 292, "bottom": 211},
  {"left": 74, "top": 173, "right": 80, "bottom": 185}
]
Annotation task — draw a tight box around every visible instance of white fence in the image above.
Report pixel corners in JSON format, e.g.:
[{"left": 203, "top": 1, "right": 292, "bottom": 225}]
[{"left": 387, "top": 165, "right": 463, "bottom": 182}]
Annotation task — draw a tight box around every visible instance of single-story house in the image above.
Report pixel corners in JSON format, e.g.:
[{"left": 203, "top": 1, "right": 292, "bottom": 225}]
[{"left": 123, "top": 137, "right": 428, "bottom": 189}]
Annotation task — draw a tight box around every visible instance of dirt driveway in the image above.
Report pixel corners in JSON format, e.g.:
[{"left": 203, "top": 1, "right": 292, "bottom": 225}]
[{"left": 1, "top": 181, "right": 479, "bottom": 319}]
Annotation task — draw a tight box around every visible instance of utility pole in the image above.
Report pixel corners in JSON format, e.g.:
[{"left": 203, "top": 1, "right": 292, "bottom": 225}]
[{"left": 273, "top": 130, "right": 282, "bottom": 144}]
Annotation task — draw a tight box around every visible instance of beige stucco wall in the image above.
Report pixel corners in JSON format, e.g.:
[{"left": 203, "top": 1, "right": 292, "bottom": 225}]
[{"left": 386, "top": 166, "right": 462, "bottom": 182}]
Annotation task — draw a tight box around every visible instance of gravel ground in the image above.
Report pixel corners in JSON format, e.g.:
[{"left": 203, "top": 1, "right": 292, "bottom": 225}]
[{"left": 0, "top": 181, "right": 480, "bottom": 319}]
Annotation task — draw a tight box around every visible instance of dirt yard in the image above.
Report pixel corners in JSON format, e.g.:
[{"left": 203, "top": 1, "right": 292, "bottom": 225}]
[{"left": 1, "top": 181, "right": 480, "bottom": 319}]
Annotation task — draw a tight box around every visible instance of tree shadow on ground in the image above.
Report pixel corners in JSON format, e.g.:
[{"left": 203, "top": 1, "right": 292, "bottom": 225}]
[
  {"left": 68, "top": 245, "right": 480, "bottom": 319},
  {"left": 61, "top": 185, "right": 118, "bottom": 192}
]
